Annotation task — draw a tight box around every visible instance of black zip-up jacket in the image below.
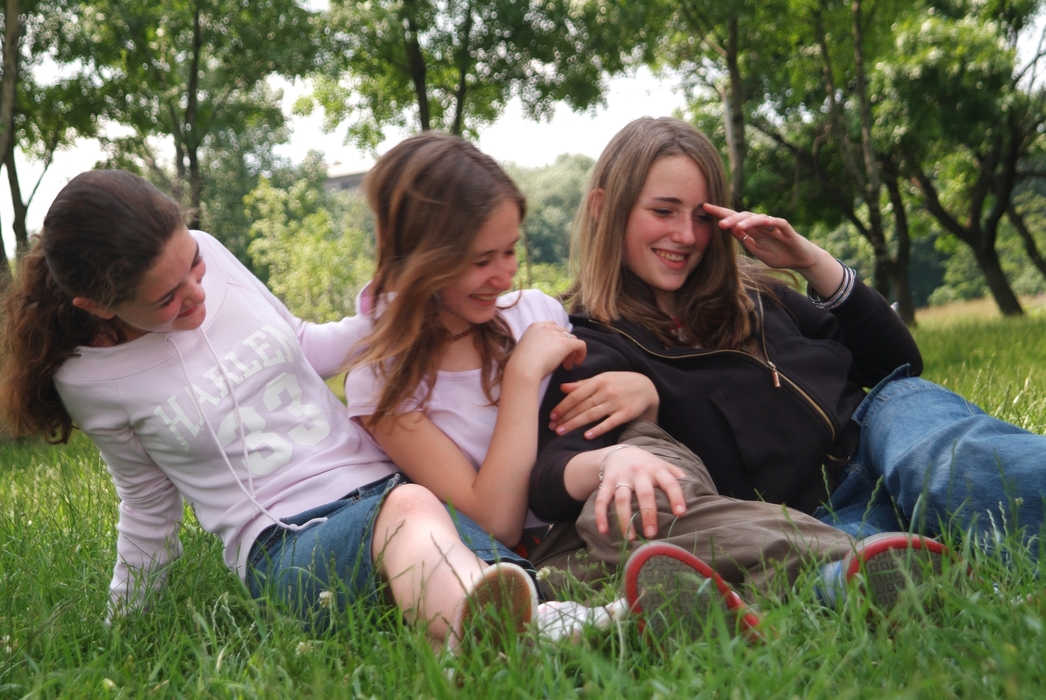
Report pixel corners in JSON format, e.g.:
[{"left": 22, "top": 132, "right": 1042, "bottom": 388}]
[{"left": 529, "top": 279, "right": 922, "bottom": 520}]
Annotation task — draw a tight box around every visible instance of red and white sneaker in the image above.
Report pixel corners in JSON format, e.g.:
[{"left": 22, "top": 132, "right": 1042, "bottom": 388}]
[
  {"left": 843, "top": 533, "right": 956, "bottom": 609},
  {"left": 624, "top": 542, "right": 762, "bottom": 643}
]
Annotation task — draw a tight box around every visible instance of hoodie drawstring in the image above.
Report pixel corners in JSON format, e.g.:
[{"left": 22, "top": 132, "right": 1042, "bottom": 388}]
[{"left": 166, "top": 332, "right": 327, "bottom": 533}]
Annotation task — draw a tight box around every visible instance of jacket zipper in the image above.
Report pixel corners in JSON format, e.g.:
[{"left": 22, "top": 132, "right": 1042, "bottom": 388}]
[{"left": 591, "top": 305, "right": 838, "bottom": 442}]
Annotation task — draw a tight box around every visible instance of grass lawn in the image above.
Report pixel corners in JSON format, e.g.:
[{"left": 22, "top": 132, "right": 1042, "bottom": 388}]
[{"left": 1, "top": 299, "right": 1045, "bottom": 698}]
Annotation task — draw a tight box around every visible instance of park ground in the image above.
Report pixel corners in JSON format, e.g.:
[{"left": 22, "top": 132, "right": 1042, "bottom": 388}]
[{"left": 1, "top": 298, "right": 1045, "bottom": 698}]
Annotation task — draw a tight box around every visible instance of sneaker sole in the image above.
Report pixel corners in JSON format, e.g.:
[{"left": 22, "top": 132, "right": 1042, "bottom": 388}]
[
  {"left": 450, "top": 563, "right": 537, "bottom": 650},
  {"left": 624, "top": 543, "right": 761, "bottom": 642},
  {"left": 846, "top": 534, "right": 952, "bottom": 609}
]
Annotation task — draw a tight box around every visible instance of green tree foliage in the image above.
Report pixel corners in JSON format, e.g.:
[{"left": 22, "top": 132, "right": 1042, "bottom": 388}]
[
  {"left": 660, "top": 0, "right": 925, "bottom": 321},
  {"left": 199, "top": 81, "right": 293, "bottom": 269},
  {"left": 1, "top": 0, "right": 102, "bottom": 274},
  {"left": 246, "top": 172, "right": 375, "bottom": 323},
  {"left": 523, "top": 261, "right": 573, "bottom": 297},
  {"left": 304, "top": 0, "right": 661, "bottom": 148},
  {"left": 878, "top": 5, "right": 1043, "bottom": 315},
  {"left": 508, "top": 153, "right": 594, "bottom": 266},
  {"left": 652, "top": 0, "right": 791, "bottom": 210},
  {"left": 665, "top": 0, "right": 1046, "bottom": 317},
  {"left": 74, "top": 0, "right": 318, "bottom": 234}
]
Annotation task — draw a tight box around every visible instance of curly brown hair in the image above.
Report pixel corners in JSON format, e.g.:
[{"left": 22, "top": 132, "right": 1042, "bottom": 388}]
[{"left": 0, "top": 170, "right": 184, "bottom": 442}]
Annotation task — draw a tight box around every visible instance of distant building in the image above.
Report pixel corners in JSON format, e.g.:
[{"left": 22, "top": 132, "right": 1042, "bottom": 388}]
[{"left": 325, "top": 163, "right": 368, "bottom": 192}]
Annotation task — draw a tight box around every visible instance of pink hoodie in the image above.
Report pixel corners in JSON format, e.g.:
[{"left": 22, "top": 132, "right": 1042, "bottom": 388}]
[{"left": 54, "top": 231, "right": 395, "bottom": 610}]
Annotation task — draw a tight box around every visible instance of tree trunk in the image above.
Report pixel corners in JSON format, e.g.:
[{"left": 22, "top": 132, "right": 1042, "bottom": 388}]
[
  {"left": 0, "top": 0, "right": 18, "bottom": 164},
  {"left": 724, "top": 17, "right": 745, "bottom": 210},
  {"left": 0, "top": 0, "right": 21, "bottom": 287},
  {"left": 185, "top": 3, "right": 203, "bottom": 227},
  {"left": 814, "top": 6, "right": 890, "bottom": 296},
  {"left": 404, "top": 2, "right": 430, "bottom": 130},
  {"left": 975, "top": 243, "right": 1024, "bottom": 316},
  {"left": 913, "top": 166, "right": 1025, "bottom": 317},
  {"left": 850, "top": 0, "right": 890, "bottom": 298},
  {"left": 450, "top": 0, "right": 474, "bottom": 136},
  {"left": 1007, "top": 204, "right": 1046, "bottom": 281},
  {"left": 883, "top": 165, "right": 915, "bottom": 325},
  {"left": 5, "top": 147, "right": 28, "bottom": 255}
]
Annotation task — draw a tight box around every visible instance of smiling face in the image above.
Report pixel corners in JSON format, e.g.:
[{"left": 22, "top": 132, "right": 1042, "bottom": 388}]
[
  {"left": 622, "top": 155, "right": 712, "bottom": 314},
  {"left": 91, "top": 226, "right": 208, "bottom": 341},
  {"left": 436, "top": 198, "right": 521, "bottom": 336}
]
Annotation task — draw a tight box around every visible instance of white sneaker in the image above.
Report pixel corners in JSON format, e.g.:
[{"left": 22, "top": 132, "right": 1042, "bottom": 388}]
[{"left": 533, "top": 598, "right": 630, "bottom": 643}]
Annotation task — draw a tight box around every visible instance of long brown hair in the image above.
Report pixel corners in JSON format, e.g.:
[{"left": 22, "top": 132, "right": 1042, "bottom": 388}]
[
  {"left": 0, "top": 170, "right": 184, "bottom": 442},
  {"left": 353, "top": 131, "right": 526, "bottom": 421},
  {"left": 568, "top": 117, "right": 778, "bottom": 349}
]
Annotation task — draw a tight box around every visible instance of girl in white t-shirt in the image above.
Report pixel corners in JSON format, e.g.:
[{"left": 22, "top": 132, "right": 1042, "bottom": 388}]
[{"left": 342, "top": 132, "right": 667, "bottom": 641}]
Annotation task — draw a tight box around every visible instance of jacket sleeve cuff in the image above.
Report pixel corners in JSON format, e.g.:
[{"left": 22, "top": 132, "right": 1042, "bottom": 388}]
[{"left": 529, "top": 450, "right": 587, "bottom": 523}]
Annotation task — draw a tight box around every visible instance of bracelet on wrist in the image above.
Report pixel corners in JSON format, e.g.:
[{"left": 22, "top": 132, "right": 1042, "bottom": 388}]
[
  {"left": 598, "top": 444, "right": 639, "bottom": 484},
  {"left": 807, "top": 260, "right": 855, "bottom": 310}
]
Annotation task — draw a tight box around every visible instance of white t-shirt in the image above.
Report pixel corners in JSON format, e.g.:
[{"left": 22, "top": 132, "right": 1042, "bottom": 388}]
[{"left": 344, "top": 289, "right": 570, "bottom": 530}]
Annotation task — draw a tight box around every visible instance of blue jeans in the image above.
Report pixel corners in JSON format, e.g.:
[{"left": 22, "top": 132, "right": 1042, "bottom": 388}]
[
  {"left": 246, "top": 473, "right": 530, "bottom": 617},
  {"left": 815, "top": 366, "right": 1046, "bottom": 555}
]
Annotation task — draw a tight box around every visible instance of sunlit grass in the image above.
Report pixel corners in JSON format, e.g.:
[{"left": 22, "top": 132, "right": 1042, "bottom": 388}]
[{"left": 2, "top": 298, "right": 1045, "bottom": 698}]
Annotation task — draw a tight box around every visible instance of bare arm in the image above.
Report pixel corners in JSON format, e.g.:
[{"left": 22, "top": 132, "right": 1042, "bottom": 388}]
[{"left": 366, "top": 322, "right": 586, "bottom": 546}]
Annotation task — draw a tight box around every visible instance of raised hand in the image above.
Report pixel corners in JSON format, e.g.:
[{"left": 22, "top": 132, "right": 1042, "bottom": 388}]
[{"left": 704, "top": 202, "right": 844, "bottom": 298}]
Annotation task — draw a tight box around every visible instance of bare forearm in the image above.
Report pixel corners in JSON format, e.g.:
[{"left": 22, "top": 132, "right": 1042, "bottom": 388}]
[
  {"left": 561, "top": 446, "right": 618, "bottom": 502},
  {"left": 467, "top": 370, "right": 545, "bottom": 544},
  {"left": 794, "top": 248, "right": 845, "bottom": 299}
]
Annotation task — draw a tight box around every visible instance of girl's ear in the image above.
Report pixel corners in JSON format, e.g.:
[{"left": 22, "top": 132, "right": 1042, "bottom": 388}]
[
  {"left": 588, "top": 188, "right": 605, "bottom": 222},
  {"left": 71, "top": 297, "right": 116, "bottom": 320}
]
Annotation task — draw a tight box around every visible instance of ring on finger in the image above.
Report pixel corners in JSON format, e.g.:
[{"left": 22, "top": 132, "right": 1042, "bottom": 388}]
[
  {"left": 741, "top": 234, "right": 751, "bottom": 242},
  {"left": 615, "top": 482, "right": 631, "bottom": 491}
]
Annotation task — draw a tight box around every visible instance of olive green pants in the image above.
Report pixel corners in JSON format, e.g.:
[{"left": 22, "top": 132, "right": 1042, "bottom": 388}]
[{"left": 531, "top": 421, "right": 854, "bottom": 598}]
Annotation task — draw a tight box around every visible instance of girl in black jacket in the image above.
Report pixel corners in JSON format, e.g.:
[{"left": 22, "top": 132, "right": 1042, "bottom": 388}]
[{"left": 530, "top": 117, "right": 1043, "bottom": 630}]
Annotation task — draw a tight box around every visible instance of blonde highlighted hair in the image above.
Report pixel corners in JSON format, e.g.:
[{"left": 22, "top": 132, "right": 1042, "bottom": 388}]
[
  {"left": 352, "top": 131, "right": 525, "bottom": 421},
  {"left": 567, "top": 116, "right": 778, "bottom": 349}
]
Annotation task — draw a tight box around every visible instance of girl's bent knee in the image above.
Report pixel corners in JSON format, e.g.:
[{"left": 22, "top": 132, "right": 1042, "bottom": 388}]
[{"left": 379, "top": 483, "right": 446, "bottom": 521}]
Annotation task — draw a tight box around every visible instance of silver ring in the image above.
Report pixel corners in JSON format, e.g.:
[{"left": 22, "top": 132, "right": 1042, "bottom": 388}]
[
  {"left": 741, "top": 234, "right": 751, "bottom": 242},
  {"left": 563, "top": 331, "right": 573, "bottom": 338},
  {"left": 615, "top": 482, "right": 631, "bottom": 491}
]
